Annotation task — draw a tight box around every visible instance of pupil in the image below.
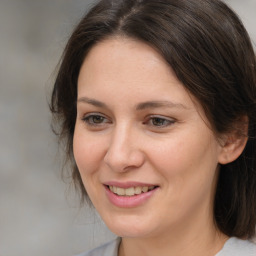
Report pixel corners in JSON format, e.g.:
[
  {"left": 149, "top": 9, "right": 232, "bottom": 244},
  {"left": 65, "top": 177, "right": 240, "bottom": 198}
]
[
  {"left": 93, "top": 116, "right": 103, "bottom": 123},
  {"left": 153, "top": 118, "right": 164, "bottom": 126}
]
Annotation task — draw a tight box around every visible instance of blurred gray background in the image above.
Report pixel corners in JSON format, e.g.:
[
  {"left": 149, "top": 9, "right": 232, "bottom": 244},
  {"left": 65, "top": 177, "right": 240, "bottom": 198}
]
[{"left": 0, "top": 0, "right": 255, "bottom": 255}]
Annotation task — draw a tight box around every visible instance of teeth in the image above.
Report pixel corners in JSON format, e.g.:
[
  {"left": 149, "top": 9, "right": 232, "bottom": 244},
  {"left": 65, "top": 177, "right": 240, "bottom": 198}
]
[
  {"left": 116, "top": 187, "right": 125, "bottom": 196},
  {"left": 135, "top": 187, "right": 142, "bottom": 194},
  {"left": 109, "top": 185, "right": 155, "bottom": 196},
  {"left": 142, "top": 186, "right": 148, "bottom": 193},
  {"left": 125, "top": 187, "right": 135, "bottom": 196}
]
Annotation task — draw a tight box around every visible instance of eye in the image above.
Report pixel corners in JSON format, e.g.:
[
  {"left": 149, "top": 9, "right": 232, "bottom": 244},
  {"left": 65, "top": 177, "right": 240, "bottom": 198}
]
[
  {"left": 145, "top": 116, "right": 175, "bottom": 128},
  {"left": 82, "top": 113, "right": 110, "bottom": 126}
]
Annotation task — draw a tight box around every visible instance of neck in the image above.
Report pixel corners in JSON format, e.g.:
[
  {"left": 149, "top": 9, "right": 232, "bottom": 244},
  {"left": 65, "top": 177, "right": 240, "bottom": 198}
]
[{"left": 118, "top": 216, "right": 228, "bottom": 256}]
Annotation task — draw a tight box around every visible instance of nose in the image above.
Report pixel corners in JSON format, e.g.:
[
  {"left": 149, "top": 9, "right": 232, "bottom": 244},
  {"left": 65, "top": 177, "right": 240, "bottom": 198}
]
[{"left": 103, "top": 124, "right": 145, "bottom": 172}]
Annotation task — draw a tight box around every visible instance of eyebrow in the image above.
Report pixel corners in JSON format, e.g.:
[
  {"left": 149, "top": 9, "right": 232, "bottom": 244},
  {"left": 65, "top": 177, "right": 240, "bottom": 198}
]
[
  {"left": 77, "top": 97, "right": 108, "bottom": 109},
  {"left": 135, "top": 101, "right": 189, "bottom": 110},
  {"left": 77, "top": 97, "right": 189, "bottom": 110}
]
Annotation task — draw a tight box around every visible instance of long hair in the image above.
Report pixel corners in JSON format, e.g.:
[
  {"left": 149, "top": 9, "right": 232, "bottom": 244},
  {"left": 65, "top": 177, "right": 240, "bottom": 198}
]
[{"left": 50, "top": 0, "right": 256, "bottom": 238}]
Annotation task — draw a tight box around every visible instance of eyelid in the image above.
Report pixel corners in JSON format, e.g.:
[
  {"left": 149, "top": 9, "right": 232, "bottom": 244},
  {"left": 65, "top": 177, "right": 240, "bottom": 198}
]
[
  {"left": 81, "top": 112, "right": 111, "bottom": 126},
  {"left": 80, "top": 112, "right": 175, "bottom": 130},
  {"left": 144, "top": 115, "right": 176, "bottom": 127}
]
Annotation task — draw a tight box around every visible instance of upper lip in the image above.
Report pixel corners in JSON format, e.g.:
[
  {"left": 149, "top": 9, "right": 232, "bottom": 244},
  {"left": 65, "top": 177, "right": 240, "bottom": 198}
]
[{"left": 104, "top": 181, "right": 158, "bottom": 188}]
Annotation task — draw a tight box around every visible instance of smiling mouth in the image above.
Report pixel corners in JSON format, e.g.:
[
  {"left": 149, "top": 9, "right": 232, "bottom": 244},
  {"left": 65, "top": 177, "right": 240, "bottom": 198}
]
[{"left": 107, "top": 185, "right": 158, "bottom": 196}]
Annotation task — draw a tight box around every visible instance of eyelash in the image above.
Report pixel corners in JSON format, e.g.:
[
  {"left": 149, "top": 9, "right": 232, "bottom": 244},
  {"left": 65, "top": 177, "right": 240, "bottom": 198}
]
[
  {"left": 81, "top": 113, "right": 175, "bottom": 129},
  {"left": 144, "top": 116, "right": 175, "bottom": 128},
  {"left": 82, "top": 113, "right": 110, "bottom": 126}
]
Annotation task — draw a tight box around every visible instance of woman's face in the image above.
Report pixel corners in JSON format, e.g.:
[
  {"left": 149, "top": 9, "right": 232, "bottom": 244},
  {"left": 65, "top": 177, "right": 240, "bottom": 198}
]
[{"left": 74, "top": 38, "right": 223, "bottom": 238}]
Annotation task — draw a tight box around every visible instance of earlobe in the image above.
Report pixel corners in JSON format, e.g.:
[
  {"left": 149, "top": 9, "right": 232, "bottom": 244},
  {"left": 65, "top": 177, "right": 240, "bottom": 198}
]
[{"left": 218, "top": 117, "right": 249, "bottom": 165}]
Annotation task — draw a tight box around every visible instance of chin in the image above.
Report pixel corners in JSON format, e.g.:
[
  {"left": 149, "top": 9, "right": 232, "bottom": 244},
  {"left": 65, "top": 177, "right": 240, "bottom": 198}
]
[{"left": 103, "top": 214, "right": 157, "bottom": 238}]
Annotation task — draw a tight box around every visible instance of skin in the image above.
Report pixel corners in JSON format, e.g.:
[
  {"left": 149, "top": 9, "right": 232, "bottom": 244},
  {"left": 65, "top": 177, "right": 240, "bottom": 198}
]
[{"left": 73, "top": 37, "right": 230, "bottom": 256}]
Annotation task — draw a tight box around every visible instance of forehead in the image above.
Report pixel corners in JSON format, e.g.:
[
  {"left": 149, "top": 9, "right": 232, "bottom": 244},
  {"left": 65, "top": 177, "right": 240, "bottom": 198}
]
[
  {"left": 79, "top": 37, "right": 172, "bottom": 83},
  {"left": 78, "top": 37, "right": 203, "bottom": 114},
  {"left": 79, "top": 38, "right": 177, "bottom": 89}
]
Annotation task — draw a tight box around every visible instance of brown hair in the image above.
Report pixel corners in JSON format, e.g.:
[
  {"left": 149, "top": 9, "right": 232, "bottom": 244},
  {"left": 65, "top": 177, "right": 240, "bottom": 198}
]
[{"left": 50, "top": 0, "right": 256, "bottom": 238}]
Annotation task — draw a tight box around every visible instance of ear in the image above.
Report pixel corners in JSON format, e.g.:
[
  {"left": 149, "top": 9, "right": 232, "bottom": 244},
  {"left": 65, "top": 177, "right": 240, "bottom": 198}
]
[{"left": 218, "top": 116, "right": 248, "bottom": 165}]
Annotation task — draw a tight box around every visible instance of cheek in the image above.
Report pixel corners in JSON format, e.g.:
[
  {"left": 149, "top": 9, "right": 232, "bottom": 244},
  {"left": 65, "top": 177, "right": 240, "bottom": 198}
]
[
  {"left": 73, "top": 128, "right": 105, "bottom": 176},
  {"left": 147, "top": 131, "right": 219, "bottom": 188},
  {"left": 145, "top": 137, "right": 195, "bottom": 173},
  {"left": 73, "top": 129, "right": 107, "bottom": 204},
  {"left": 147, "top": 134, "right": 220, "bottom": 220}
]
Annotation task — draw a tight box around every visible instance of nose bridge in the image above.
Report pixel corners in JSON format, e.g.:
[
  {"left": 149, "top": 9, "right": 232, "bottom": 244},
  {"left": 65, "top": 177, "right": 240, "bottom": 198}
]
[
  {"left": 104, "top": 121, "right": 144, "bottom": 171},
  {"left": 112, "top": 122, "right": 131, "bottom": 153}
]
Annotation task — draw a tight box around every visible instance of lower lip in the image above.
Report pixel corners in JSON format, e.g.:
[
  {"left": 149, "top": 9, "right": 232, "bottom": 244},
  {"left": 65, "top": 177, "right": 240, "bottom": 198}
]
[{"left": 104, "top": 186, "right": 158, "bottom": 208}]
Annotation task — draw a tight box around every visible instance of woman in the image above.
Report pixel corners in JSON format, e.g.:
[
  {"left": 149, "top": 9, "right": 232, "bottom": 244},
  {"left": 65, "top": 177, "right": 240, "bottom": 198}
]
[{"left": 50, "top": 0, "right": 256, "bottom": 255}]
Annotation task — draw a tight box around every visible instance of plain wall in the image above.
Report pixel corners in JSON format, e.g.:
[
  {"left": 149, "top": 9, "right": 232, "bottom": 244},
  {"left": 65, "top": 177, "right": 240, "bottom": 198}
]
[{"left": 0, "top": 0, "right": 255, "bottom": 255}]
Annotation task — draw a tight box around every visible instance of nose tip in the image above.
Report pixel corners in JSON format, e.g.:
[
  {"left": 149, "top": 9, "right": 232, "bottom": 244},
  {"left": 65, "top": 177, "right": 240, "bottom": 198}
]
[
  {"left": 104, "top": 148, "right": 145, "bottom": 172},
  {"left": 103, "top": 129, "right": 145, "bottom": 172}
]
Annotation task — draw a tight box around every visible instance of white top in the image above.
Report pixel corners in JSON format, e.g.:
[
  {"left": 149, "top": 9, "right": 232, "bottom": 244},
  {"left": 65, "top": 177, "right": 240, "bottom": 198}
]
[
  {"left": 77, "top": 237, "right": 256, "bottom": 256},
  {"left": 215, "top": 237, "right": 256, "bottom": 256}
]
